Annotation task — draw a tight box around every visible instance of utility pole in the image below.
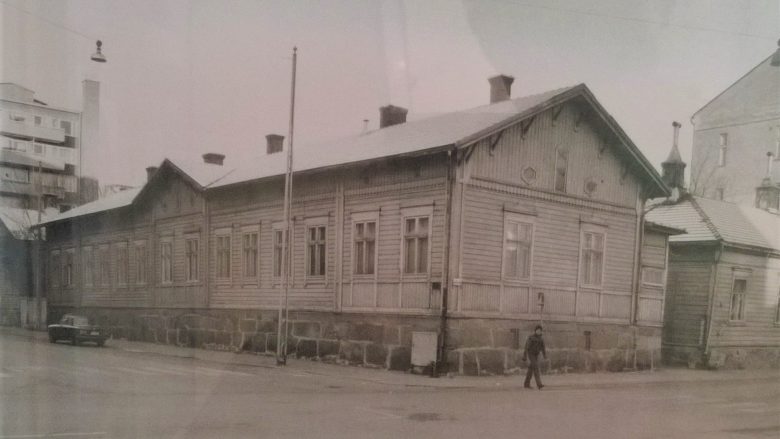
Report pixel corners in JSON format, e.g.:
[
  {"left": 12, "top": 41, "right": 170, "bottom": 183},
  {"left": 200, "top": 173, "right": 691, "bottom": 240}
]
[{"left": 277, "top": 47, "right": 298, "bottom": 366}]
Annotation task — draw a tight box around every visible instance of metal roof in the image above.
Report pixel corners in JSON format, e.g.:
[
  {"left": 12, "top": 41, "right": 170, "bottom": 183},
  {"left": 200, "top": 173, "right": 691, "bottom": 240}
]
[
  {"left": 37, "top": 187, "right": 141, "bottom": 226},
  {"left": 0, "top": 207, "right": 57, "bottom": 239},
  {"left": 40, "top": 83, "right": 669, "bottom": 226},
  {"left": 647, "top": 196, "right": 780, "bottom": 252}
]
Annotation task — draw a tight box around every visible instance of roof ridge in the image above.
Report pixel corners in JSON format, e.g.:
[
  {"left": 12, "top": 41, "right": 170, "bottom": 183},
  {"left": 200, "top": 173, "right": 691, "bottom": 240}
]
[{"left": 689, "top": 197, "right": 723, "bottom": 242}]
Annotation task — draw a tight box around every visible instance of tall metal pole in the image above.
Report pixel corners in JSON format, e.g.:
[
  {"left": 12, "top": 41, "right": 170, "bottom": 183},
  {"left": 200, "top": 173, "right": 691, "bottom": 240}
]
[{"left": 277, "top": 47, "right": 297, "bottom": 365}]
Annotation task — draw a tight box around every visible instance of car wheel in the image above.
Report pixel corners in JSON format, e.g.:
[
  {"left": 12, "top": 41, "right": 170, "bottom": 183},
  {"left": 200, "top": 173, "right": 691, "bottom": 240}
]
[
  {"left": 96, "top": 340, "right": 105, "bottom": 347},
  {"left": 71, "top": 335, "right": 78, "bottom": 346},
  {"left": 48, "top": 334, "right": 56, "bottom": 343}
]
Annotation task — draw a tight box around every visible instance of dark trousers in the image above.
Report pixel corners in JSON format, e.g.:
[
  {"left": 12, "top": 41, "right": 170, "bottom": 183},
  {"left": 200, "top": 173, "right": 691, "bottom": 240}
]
[{"left": 524, "top": 354, "right": 543, "bottom": 388}]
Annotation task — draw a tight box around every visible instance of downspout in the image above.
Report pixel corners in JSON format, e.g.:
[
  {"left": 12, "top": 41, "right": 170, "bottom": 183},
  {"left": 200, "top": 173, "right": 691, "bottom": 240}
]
[
  {"left": 437, "top": 148, "right": 456, "bottom": 375},
  {"left": 630, "top": 194, "right": 645, "bottom": 325},
  {"left": 203, "top": 192, "right": 210, "bottom": 309},
  {"left": 703, "top": 243, "right": 723, "bottom": 362}
]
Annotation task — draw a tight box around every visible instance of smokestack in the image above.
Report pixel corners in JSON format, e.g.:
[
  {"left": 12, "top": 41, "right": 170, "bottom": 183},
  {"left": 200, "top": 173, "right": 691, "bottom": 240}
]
[
  {"left": 662, "top": 121, "right": 686, "bottom": 193},
  {"left": 81, "top": 80, "right": 100, "bottom": 178},
  {"left": 202, "top": 153, "right": 225, "bottom": 166},
  {"left": 266, "top": 134, "right": 284, "bottom": 154},
  {"left": 146, "top": 166, "right": 158, "bottom": 182},
  {"left": 488, "top": 74, "right": 514, "bottom": 103},
  {"left": 379, "top": 105, "right": 407, "bottom": 128}
]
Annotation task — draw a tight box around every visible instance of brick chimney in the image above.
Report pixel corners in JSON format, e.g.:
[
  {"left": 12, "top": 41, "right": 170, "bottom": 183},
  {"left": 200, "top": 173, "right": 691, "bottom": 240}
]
[
  {"left": 202, "top": 153, "right": 225, "bottom": 166},
  {"left": 146, "top": 166, "right": 158, "bottom": 182},
  {"left": 266, "top": 134, "right": 284, "bottom": 154},
  {"left": 379, "top": 105, "right": 408, "bottom": 128},
  {"left": 488, "top": 74, "right": 514, "bottom": 103}
]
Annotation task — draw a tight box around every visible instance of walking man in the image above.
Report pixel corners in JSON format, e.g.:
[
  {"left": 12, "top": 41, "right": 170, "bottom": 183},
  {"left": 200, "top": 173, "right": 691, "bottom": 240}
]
[{"left": 523, "top": 325, "right": 546, "bottom": 389}]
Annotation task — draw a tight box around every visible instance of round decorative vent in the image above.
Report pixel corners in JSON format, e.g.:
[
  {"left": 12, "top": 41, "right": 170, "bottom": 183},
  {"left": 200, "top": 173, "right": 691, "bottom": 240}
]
[
  {"left": 584, "top": 178, "right": 598, "bottom": 196},
  {"left": 522, "top": 167, "right": 537, "bottom": 185}
]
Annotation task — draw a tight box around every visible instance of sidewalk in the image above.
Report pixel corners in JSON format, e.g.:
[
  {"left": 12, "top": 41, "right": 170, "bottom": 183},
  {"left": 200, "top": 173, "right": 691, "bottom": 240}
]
[{"left": 3, "top": 326, "right": 778, "bottom": 390}]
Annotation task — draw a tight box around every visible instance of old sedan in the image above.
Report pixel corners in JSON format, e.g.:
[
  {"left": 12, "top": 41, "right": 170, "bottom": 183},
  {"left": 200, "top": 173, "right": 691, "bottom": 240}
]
[{"left": 48, "top": 314, "right": 107, "bottom": 346}]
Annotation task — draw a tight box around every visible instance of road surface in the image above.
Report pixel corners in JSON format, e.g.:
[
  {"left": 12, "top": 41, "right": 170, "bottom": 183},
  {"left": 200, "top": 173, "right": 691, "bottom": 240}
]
[{"left": 0, "top": 330, "right": 778, "bottom": 438}]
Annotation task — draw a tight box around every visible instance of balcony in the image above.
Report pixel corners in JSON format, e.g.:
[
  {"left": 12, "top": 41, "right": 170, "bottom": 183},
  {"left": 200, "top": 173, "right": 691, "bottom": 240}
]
[{"left": 0, "top": 118, "right": 65, "bottom": 143}]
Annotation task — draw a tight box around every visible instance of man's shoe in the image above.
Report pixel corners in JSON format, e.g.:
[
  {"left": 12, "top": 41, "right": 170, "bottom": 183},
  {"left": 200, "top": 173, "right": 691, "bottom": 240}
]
[
  {"left": 523, "top": 384, "right": 531, "bottom": 389},
  {"left": 538, "top": 384, "right": 544, "bottom": 390}
]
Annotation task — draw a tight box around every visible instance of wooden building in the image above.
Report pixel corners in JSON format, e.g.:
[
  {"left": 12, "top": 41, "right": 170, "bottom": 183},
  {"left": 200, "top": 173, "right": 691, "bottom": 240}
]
[{"left": 36, "top": 79, "right": 672, "bottom": 374}]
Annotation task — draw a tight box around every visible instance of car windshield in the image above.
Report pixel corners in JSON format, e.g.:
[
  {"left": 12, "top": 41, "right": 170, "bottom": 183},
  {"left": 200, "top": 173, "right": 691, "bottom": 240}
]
[{"left": 71, "top": 317, "right": 89, "bottom": 326}]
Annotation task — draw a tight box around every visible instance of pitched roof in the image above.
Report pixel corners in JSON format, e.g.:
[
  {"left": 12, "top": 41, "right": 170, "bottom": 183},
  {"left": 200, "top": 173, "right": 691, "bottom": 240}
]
[
  {"left": 0, "top": 207, "right": 57, "bottom": 239},
  {"left": 39, "top": 83, "right": 668, "bottom": 226},
  {"left": 647, "top": 196, "right": 780, "bottom": 252},
  {"left": 38, "top": 187, "right": 141, "bottom": 226}
]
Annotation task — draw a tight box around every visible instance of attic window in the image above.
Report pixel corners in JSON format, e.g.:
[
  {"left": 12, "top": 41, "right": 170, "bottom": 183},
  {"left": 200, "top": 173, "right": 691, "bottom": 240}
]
[{"left": 554, "top": 149, "right": 568, "bottom": 193}]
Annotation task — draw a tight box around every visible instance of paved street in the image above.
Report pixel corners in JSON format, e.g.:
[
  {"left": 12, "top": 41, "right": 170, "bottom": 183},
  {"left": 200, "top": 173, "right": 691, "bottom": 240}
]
[{"left": 0, "top": 329, "right": 778, "bottom": 439}]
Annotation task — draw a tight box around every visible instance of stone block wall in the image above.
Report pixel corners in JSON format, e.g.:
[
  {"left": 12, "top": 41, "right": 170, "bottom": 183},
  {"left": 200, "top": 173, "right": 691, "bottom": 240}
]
[
  {"left": 49, "top": 306, "right": 664, "bottom": 374},
  {"left": 445, "top": 318, "right": 662, "bottom": 375},
  {"left": 664, "top": 344, "right": 780, "bottom": 370}
]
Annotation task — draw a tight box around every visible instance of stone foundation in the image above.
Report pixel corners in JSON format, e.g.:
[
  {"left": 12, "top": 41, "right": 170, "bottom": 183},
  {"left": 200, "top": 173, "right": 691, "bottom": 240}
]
[
  {"left": 49, "top": 307, "right": 663, "bottom": 374},
  {"left": 445, "top": 318, "right": 661, "bottom": 375},
  {"left": 662, "top": 344, "right": 780, "bottom": 370}
]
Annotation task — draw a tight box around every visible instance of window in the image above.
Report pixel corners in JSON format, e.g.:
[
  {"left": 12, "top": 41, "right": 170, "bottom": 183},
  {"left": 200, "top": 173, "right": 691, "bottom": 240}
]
[
  {"left": 242, "top": 231, "right": 259, "bottom": 278},
  {"left": 83, "top": 247, "right": 94, "bottom": 287},
  {"left": 33, "top": 143, "right": 43, "bottom": 155},
  {"left": 185, "top": 238, "right": 199, "bottom": 282},
  {"left": 59, "top": 120, "right": 72, "bottom": 136},
  {"left": 99, "top": 246, "right": 110, "bottom": 286},
  {"left": 9, "top": 112, "right": 25, "bottom": 122},
  {"left": 307, "top": 225, "right": 327, "bottom": 277},
  {"left": 353, "top": 220, "right": 377, "bottom": 275},
  {"left": 729, "top": 278, "right": 747, "bottom": 321},
  {"left": 134, "top": 241, "right": 147, "bottom": 285},
  {"left": 641, "top": 266, "right": 665, "bottom": 286},
  {"left": 160, "top": 240, "right": 173, "bottom": 284},
  {"left": 0, "top": 166, "right": 30, "bottom": 183},
  {"left": 554, "top": 149, "right": 568, "bottom": 193},
  {"left": 403, "top": 216, "right": 430, "bottom": 274},
  {"left": 273, "top": 228, "right": 288, "bottom": 278},
  {"left": 216, "top": 233, "right": 231, "bottom": 279},
  {"left": 116, "top": 243, "right": 129, "bottom": 286},
  {"left": 63, "top": 249, "right": 74, "bottom": 287},
  {"left": 503, "top": 216, "right": 533, "bottom": 280},
  {"left": 580, "top": 230, "right": 605, "bottom": 287},
  {"left": 718, "top": 133, "right": 727, "bottom": 167},
  {"left": 49, "top": 250, "right": 60, "bottom": 288},
  {"left": 34, "top": 115, "right": 43, "bottom": 126}
]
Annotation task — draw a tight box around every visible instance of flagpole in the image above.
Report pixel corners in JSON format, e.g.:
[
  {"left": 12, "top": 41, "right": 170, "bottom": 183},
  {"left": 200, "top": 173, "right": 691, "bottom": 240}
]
[{"left": 277, "top": 47, "right": 297, "bottom": 366}]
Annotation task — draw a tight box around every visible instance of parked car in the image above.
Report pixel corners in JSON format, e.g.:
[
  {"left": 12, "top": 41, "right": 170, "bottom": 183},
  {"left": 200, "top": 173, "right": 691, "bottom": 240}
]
[{"left": 48, "top": 314, "right": 107, "bottom": 347}]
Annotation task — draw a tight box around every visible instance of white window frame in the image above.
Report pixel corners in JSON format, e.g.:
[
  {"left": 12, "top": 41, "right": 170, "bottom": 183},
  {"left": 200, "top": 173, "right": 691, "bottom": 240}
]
[
  {"left": 133, "top": 240, "right": 147, "bottom": 285},
  {"left": 400, "top": 206, "right": 433, "bottom": 277},
  {"left": 579, "top": 224, "right": 606, "bottom": 288},
  {"left": 729, "top": 272, "right": 748, "bottom": 322},
  {"left": 82, "top": 246, "right": 94, "bottom": 287},
  {"left": 184, "top": 234, "right": 199, "bottom": 283},
  {"left": 160, "top": 238, "right": 173, "bottom": 285},
  {"left": 352, "top": 211, "right": 379, "bottom": 277},
  {"left": 272, "top": 222, "right": 289, "bottom": 280},
  {"left": 305, "top": 217, "right": 328, "bottom": 280},
  {"left": 98, "top": 244, "right": 110, "bottom": 286},
  {"left": 554, "top": 147, "right": 568, "bottom": 193},
  {"left": 241, "top": 225, "right": 259, "bottom": 279},
  {"left": 215, "top": 228, "right": 232, "bottom": 281},
  {"left": 115, "top": 242, "right": 129, "bottom": 287},
  {"left": 63, "top": 248, "right": 75, "bottom": 288},
  {"left": 501, "top": 213, "right": 534, "bottom": 282}
]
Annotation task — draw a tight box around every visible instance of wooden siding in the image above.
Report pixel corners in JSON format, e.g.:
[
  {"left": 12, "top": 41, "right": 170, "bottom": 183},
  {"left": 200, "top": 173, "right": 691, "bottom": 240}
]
[
  {"left": 452, "top": 181, "right": 638, "bottom": 322},
  {"left": 707, "top": 250, "right": 780, "bottom": 349},
  {"left": 637, "top": 230, "right": 669, "bottom": 325},
  {"left": 663, "top": 260, "right": 713, "bottom": 348},
  {"left": 468, "top": 103, "right": 642, "bottom": 209}
]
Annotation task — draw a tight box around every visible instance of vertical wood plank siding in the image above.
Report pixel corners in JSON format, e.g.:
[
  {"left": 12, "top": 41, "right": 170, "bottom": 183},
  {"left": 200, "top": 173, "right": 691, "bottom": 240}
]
[
  {"left": 454, "top": 103, "right": 642, "bottom": 322},
  {"left": 637, "top": 230, "right": 669, "bottom": 325},
  {"left": 663, "top": 261, "right": 713, "bottom": 347}
]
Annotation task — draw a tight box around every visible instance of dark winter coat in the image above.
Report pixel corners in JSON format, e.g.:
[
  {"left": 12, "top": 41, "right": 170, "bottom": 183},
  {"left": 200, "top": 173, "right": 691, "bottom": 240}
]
[{"left": 523, "top": 334, "right": 546, "bottom": 359}]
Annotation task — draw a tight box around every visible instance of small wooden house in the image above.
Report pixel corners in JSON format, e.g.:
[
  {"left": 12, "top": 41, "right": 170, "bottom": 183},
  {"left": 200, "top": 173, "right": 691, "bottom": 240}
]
[
  {"left": 648, "top": 196, "right": 780, "bottom": 369},
  {"left": 37, "top": 78, "right": 672, "bottom": 374}
]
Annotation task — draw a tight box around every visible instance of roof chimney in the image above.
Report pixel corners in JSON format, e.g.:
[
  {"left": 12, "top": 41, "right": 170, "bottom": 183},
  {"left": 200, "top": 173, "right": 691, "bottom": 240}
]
[
  {"left": 266, "top": 134, "right": 284, "bottom": 154},
  {"left": 146, "top": 166, "right": 158, "bottom": 182},
  {"left": 379, "top": 105, "right": 408, "bottom": 128},
  {"left": 202, "top": 153, "right": 225, "bottom": 166},
  {"left": 771, "top": 38, "right": 780, "bottom": 67},
  {"left": 488, "top": 74, "right": 514, "bottom": 103},
  {"left": 662, "top": 121, "right": 686, "bottom": 194}
]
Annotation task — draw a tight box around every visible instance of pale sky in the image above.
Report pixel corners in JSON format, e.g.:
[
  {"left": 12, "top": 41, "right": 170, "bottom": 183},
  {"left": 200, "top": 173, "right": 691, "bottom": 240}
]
[{"left": 1, "top": 0, "right": 778, "bottom": 186}]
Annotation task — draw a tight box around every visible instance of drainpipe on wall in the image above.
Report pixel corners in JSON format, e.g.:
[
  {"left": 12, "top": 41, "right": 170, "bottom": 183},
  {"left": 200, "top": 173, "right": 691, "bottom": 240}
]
[
  {"left": 437, "top": 148, "right": 456, "bottom": 375},
  {"left": 702, "top": 243, "right": 723, "bottom": 364}
]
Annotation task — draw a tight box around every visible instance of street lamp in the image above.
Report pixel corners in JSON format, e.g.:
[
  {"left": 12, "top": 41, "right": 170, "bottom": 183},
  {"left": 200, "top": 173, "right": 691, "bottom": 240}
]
[{"left": 90, "top": 40, "right": 107, "bottom": 63}]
